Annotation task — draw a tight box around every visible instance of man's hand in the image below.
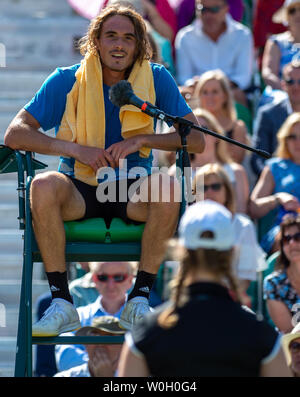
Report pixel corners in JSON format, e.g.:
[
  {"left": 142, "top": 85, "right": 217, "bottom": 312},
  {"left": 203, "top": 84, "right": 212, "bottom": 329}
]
[
  {"left": 276, "top": 192, "right": 300, "bottom": 212},
  {"left": 88, "top": 347, "right": 115, "bottom": 377},
  {"left": 75, "top": 146, "right": 117, "bottom": 172},
  {"left": 106, "top": 136, "right": 145, "bottom": 166}
]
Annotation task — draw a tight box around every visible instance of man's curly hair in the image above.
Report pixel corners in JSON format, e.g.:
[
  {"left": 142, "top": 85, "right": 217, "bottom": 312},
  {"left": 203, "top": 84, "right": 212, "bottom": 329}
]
[{"left": 78, "top": 4, "right": 152, "bottom": 65}]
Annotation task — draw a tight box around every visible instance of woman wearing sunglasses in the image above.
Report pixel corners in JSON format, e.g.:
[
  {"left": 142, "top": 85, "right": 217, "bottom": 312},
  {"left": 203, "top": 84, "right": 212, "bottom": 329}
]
[
  {"left": 264, "top": 214, "right": 300, "bottom": 333},
  {"left": 249, "top": 112, "right": 300, "bottom": 255},
  {"left": 192, "top": 163, "right": 266, "bottom": 306},
  {"left": 262, "top": 0, "right": 300, "bottom": 92},
  {"left": 169, "top": 108, "right": 249, "bottom": 213}
]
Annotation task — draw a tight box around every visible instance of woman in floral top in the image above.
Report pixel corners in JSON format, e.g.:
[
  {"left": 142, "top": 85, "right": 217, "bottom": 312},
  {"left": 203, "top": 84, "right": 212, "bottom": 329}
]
[{"left": 264, "top": 214, "right": 300, "bottom": 333}]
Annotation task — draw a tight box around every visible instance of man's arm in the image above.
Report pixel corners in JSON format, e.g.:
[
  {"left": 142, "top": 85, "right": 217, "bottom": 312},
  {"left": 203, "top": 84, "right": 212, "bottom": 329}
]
[
  {"left": 4, "top": 108, "right": 77, "bottom": 156},
  {"left": 4, "top": 109, "right": 117, "bottom": 171},
  {"left": 106, "top": 111, "right": 205, "bottom": 164}
]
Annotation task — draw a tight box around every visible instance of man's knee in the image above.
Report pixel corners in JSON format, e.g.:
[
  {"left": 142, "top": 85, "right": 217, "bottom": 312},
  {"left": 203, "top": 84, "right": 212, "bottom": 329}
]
[{"left": 30, "top": 172, "right": 65, "bottom": 211}]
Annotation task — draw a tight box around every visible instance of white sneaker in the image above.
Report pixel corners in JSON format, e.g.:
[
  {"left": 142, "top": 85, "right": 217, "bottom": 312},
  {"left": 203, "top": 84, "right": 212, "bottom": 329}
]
[
  {"left": 32, "top": 298, "right": 81, "bottom": 337},
  {"left": 119, "top": 296, "right": 150, "bottom": 330}
]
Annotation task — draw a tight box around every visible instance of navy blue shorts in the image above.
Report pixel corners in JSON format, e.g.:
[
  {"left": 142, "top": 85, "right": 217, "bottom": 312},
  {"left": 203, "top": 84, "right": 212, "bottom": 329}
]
[{"left": 67, "top": 176, "right": 144, "bottom": 228}]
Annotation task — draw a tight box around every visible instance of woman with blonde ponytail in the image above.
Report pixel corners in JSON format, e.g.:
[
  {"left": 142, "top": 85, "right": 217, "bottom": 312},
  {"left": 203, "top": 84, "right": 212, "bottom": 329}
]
[{"left": 118, "top": 201, "right": 290, "bottom": 377}]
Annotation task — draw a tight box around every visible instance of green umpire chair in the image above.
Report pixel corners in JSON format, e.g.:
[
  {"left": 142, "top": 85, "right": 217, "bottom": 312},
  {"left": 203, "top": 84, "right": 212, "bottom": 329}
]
[{"left": 0, "top": 144, "right": 188, "bottom": 377}]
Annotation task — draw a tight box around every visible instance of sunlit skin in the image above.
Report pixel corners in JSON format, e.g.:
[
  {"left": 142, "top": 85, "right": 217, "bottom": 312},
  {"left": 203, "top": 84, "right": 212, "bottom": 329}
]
[
  {"left": 196, "top": 0, "right": 228, "bottom": 40},
  {"left": 94, "top": 15, "right": 137, "bottom": 86},
  {"left": 92, "top": 262, "right": 133, "bottom": 307},
  {"left": 86, "top": 335, "right": 122, "bottom": 375},
  {"left": 283, "top": 225, "right": 300, "bottom": 267},
  {"left": 282, "top": 67, "right": 300, "bottom": 108},
  {"left": 198, "top": 79, "right": 227, "bottom": 114},
  {"left": 286, "top": 122, "right": 300, "bottom": 164}
]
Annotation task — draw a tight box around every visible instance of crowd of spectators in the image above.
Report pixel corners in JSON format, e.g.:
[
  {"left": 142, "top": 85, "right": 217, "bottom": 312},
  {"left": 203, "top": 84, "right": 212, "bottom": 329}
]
[{"left": 30, "top": 0, "right": 300, "bottom": 377}]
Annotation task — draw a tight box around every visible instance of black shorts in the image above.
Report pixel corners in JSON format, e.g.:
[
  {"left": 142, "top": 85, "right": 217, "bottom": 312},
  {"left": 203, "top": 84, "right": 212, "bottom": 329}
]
[{"left": 67, "top": 176, "right": 144, "bottom": 228}]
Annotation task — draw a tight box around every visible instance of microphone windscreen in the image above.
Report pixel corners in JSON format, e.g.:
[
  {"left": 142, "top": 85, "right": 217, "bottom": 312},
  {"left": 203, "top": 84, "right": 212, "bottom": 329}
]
[{"left": 109, "top": 80, "right": 133, "bottom": 107}]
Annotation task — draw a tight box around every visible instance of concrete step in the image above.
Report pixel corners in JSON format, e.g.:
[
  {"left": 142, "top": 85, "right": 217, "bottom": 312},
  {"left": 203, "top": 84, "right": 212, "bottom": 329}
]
[
  {"left": 0, "top": 279, "right": 49, "bottom": 308},
  {"left": 0, "top": 252, "right": 46, "bottom": 279},
  {"left": 0, "top": 113, "right": 15, "bottom": 139},
  {"left": 0, "top": 203, "right": 19, "bottom": 229},
  {"left": 0, "top": 364, "right": 14, "bottom": 377},
  {"left": 0, "top": 97, "right": 31, "bottom": 114},
  {"left": 0, "top": 0, "right": 74, "bottom": 18},
  {"left": 0, "top": 254, "right": 22, "bottom": 279},
  {"left": 0, "top": 337, "right": 16, "bottom": 377},
  {"left": 0, "top": 180, "right": 18, "bottom": 202},
  {"left": 0, "top": 70, "right": 49, "bottom": 94},
  {"left": 0, "top": 15, "right": 88, "bottom": 71},
  {"left": 0, "top": 229, "right": 23, "bottom": 255}
]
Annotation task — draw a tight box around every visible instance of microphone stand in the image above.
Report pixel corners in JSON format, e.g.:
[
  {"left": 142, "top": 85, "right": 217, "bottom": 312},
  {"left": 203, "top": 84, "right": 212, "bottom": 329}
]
[{"left": 140, "top": 102, "right": 271, "bottom": 213}]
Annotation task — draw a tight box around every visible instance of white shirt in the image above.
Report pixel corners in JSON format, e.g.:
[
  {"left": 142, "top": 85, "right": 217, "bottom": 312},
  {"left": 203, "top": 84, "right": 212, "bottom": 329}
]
[
  {"left": 175, "top": 14, "right": 253, "bottom": 89},
  {"left": 232, "top": 213, "right": 267, "bottom": 281}
]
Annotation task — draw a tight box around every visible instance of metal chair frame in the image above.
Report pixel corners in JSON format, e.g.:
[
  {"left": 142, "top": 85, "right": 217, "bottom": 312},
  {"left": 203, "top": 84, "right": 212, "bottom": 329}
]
[{"left": 0, "top": 145, "right": 188, "bottom": 377}]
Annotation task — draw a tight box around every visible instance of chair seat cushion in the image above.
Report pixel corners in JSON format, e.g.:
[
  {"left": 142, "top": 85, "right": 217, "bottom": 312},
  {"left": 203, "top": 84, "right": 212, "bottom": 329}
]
[{"left": 64, "top": 218, "right": 145, "bottom": 243}]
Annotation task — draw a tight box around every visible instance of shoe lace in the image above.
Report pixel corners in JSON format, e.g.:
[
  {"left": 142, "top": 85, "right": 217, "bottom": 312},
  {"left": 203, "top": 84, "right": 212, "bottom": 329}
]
[{"left": 40, "top": 301, "right": 67, "bottom": 323}]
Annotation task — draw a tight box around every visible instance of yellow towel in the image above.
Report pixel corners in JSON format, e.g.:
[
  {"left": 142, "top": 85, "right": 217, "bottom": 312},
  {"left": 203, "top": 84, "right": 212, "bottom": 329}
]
[{"left": 56, "top": 52, "right": 156, "bottom": 186}]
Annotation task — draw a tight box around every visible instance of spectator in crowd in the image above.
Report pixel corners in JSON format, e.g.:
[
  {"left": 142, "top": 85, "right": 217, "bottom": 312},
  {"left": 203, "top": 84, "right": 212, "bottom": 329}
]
[
  {"left": 249, "top": 112, "right": 300, "bottom": 255},
  {"left": 175, "top": 0, "right": 253, "bottom": 106},
  {"left": 193, "top": 69, "right": 250, "bottom": 164},
  {"left": 55, "top": 316, "right": 125, "bottom": 377},
  {"left": 5, "top": 5, "right": 205, "bottom": 335},
  {"left": 263, "top": 214, "right": 300, "bottom": 334},
  {"left": 118, "top": 200, "right": 290, "bottom": 377},
  {"left": 68, "top": 262, "right": 99, "bottom": 308},
  {"left": 282, "top": 322, "right": 300, "bottom": 376},
  {"left": 55, "top": 261, "right": 135, "bottom": 371},
  {"left": 192, "top": 163, "right": 267, "bottom": 306},
  {"left": 169, "top": 108, "right": 249, "bottom": 213},
  {"left": 251, "top": 60, "right": 300, "bottom": 177},
  {"left": 176, "top": 0, "right": 244, "bottom": 32},
  {"left": 262, "top": 0, "right": 300, "bottom": 91},
  {"left": 253, "top": 0, "right": 286, "bottom": 67}
]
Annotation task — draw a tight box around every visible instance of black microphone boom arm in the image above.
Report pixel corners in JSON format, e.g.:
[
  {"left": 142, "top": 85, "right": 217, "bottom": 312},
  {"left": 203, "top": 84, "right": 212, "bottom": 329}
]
[{"left": 109, "top": 80, "right": 271, "bottom": 159}]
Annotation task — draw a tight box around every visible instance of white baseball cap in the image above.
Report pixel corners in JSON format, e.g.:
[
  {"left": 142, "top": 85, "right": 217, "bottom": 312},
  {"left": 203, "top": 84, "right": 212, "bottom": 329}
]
[{"left": 178, "top": 200, "right": 235, "bottom": 251}]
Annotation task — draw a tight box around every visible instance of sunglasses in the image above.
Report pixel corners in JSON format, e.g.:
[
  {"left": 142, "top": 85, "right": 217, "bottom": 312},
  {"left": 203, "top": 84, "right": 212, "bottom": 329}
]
[
  {"left": 284, "top": 78, "right": 300, "bottom": 85},
  {"left": 286, "top": 134, "right": 300, "bottom": 141},
  {"left": 288, "top": 7, "right": 300, "bottom": 15},
  {"left": 202, "top": 182, "right": 223, "bottom": 192},
  {"left": 282, "top": 232, "right": 300, "bottom": 244},
  {"left": 196, "top": 4, "right": 224, "bottom": 14},
  {"left": 290, "top": 341, "right": 300, "bottom": 352},
  {"left": 95, "top": 273, "right": 129, "bottom": 283}
]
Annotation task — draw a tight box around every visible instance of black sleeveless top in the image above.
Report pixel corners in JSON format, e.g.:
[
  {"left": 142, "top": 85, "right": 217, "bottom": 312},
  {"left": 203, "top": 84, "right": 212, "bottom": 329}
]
[{"left": 130, "top": 282, "right": 279, "bottom": 377}]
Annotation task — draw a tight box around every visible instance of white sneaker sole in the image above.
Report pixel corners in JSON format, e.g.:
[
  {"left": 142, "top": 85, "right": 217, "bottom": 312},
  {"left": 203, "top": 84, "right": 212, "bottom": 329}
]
[
  {"left": 32, "top": 320, "right": 81, "bottom": 337},
  {"left": 119, "top": 317, "right": 133, "bottom": 331}
]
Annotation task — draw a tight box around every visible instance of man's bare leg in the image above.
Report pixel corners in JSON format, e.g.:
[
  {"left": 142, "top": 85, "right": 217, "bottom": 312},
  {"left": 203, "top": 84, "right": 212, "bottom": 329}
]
[
  {"left": 30, "top": 171, "right": 86, "bottom": 272},
  {"left": 120, "top": 173, "right": 180, "bottom": 329},
  {"left": 30, "top": 171, "right": 85, "bottom": 336}
]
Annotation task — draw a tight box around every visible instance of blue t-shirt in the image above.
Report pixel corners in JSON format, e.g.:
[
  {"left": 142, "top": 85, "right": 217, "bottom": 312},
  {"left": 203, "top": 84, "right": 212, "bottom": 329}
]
[{"left": 24, "top": 62, "right": 191, "bottom": 181}]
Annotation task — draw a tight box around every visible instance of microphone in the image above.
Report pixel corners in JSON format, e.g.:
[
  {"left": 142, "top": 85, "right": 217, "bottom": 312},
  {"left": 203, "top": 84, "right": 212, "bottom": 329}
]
[{"left": 109, "top": 80, "right": 166, "bottom": 121}]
